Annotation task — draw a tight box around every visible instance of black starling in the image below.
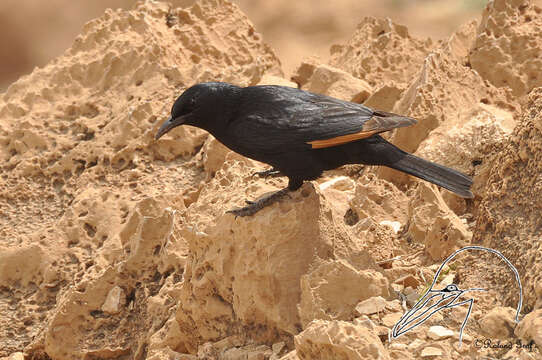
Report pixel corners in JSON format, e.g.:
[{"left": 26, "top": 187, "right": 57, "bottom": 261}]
[{"left": 155, "top": 82, "right": 473, "bottom": 216}]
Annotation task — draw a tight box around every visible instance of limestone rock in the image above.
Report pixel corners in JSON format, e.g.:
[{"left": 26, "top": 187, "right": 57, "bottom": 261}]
[
  {"left": 319, "top": 176, "right": 356, "bottom": 217},
  {"left": 294, "top": 320, "right": 390, "bottom": 360},
  {"left": 290, "top": 56, "right": 320, "bottom": 88},
  {"left": 389, "top": 343, "right": 407, "bottom": 351},
  {"left": 0, "top": 245, "right": 48, "bottom": 287},
  {"left": 377, "top": 20, "right": 518, "bottom": 187},
  {"left": 416, "top": 103, "right": 515, "bottom": 196},
  {"left": 199, "top": 341, "right": 273, "bottom": 360},
  {"left": 348, "top": 216, "right": 398, "bottom": 265},
  {"left": 515, "top": 309, "right": 542, "bottom": 350},
  {"left": 479, "top": 307, "right": 517, "bottom": 339},
  {"left": 330, "top": 17, "right": 434, "bottom": 88},
  {"left": 145, "top": 348, "right": 192, "bottom": 360},
  {"left": 319, "top": 176, "right": 356, "bottom": 192},
  {"left": 363, "top": 84, "right": 406, "bottom": 112},
  {"left": 394, "top": 275, "right": 420, "bottom": 289},
  {"left": 474, "top": 88, "right": 542, "bottom": 309},
  {"left": 381, "top": 312, "right": 402, "bottom": 328},
  {"left": 404, "top": 290, "right": 421, "bottom": 308},
  {"left": 0, "top": 0, "right": 280, "bottom": 354},
  {"left": 407, "top": 182, "right": 471, "bottom": 260},
  {"left": 452, "top": 332, "right": 472, "bottom": 343},
  {"left": 278, "top": 351, "right": 300, "bottom": 360},
  {"left": 349, "top": 174, "right": 409, "bottom": 225},
  {"left": 201, "top": 136, "right": 231, "bottom": 177},
  {"left": 175, "top": 172, "right": 371, "bottom": 352},
  {"left": 355, "top": 296, "right": 387, "bottom": 315},
  {"left": 0, "top": 0, "right": 280, "bottom": 359},
  {"left": 3, "top": 353, "right": 24, "bottom": 360},
  {"left": 470, "top": 0, "right": 542, "bottom": 97},
  {"left": 299, "top": 260, "right": 389, "bottom": 326},
  {"left": 297, "top": 63, "right": 372, "bottom": 102},
  {"left": 407, "top": 339, "right": 425, "bottom": 351},
  {"left": 420, "top": 347, "right": 443, "bottom": 358},
  {"left": 42, "top": 197, "right": 185, "bottom": 359},
  {"left": 5, "top": 0, "right": 542, "bottom": 358},
  {"left": 427, "top": 325, "right": 454, "bottom": 340},
  {"left": 101, "top": 286, "right": 125, "bottom": 314},
  {"left": 258, "top": 74, "right": 297, "bottom": 88},
  {"left": 272, "top": 341, "right": 287, "bottom": 358},
  {"left": 147, "top": 314, "right": 185, "bottom": 359}
]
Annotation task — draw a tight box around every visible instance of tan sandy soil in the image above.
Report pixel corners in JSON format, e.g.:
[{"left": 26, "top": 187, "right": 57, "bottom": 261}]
[{"left": 1, "top": 0, "right": 542, "bottom": 359}]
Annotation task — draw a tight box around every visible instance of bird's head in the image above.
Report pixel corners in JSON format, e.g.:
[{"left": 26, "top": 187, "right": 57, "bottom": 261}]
[{"left": 155, "top": 82, "right": 239, "bottom": 140}]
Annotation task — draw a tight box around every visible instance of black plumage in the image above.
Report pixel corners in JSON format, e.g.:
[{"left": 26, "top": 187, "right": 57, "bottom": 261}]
[{"left": 155, "top": 82, "right": 473, "bottom": 216}]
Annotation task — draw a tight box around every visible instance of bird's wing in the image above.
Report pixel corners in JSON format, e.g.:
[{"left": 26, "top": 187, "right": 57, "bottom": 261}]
[
  {"left": 229, "top": 86, "right": 416, "bottom": 153},
  {"left": 306, "top": 98, "right": 417, "bottom": 149}
]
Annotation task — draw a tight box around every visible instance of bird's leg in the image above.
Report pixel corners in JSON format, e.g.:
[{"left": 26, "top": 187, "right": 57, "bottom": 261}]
[
  {"left": 245, "top": 170, "right": 286, "bottom": 205},
  {"left": 228, "top": 188, "right": 290, "bottom": 217},
  {"left": 228, "top": 178, "right": 302, "bottom": 217},
  {"left": 252, "top": 168, "right": 282, "bottom": 178}
]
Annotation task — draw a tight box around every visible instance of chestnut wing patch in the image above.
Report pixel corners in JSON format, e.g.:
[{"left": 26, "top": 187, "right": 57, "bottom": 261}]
[{"left": 307, "top": 110, "right": 417, "bottom": 149}]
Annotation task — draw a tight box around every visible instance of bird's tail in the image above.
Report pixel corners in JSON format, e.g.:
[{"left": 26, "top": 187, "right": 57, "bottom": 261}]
[{"left": 387, "top": 153, "right": 473, "bottom": 198}]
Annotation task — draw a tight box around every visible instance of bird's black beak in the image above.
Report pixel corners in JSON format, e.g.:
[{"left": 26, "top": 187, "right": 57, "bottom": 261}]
[{"left": 155, "top": 115, "right": 187, "bottom": 140}]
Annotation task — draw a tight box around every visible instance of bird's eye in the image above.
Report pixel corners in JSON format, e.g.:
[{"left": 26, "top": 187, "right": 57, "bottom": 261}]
[
  {"left": 172, "top": 95, "right": 198, "bottom": 119},
  {"left": 184, "top": 97, "right": 197, "bottom": 113},
  {"left": 447, "top": 285, "right": 458, "bottom": 291}
]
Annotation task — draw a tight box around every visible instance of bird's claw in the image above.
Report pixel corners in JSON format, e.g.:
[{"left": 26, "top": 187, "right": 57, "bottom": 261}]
[
  {"left": 227, "top": 206, "right": 259, "bottom": 217},
  {"left": 252, "top": 168, "right": 281, "bottom": 178},
  {"left": 226, "top": 188, "right": 290, "bottom": 218}
]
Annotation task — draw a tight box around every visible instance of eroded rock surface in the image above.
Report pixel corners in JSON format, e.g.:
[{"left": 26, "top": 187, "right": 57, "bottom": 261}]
[{"left": 1, "top": 0, "right": 542, "bottom": 359}]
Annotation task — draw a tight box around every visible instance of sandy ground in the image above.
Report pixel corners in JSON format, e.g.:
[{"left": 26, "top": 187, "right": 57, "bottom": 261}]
[{"left": 1, "top": 0, "right": 542, "bottom": 359}]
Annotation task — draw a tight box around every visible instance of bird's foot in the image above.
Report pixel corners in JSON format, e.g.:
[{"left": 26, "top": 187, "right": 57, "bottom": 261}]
[
  {"left": 227, "top": 188, "right": 290, "bottom": 217},
  {"left": 252, "top": 168, "right": 282, "bottom": 178}
]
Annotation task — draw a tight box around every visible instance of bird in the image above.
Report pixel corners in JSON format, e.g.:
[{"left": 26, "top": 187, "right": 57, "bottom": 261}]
[{"left": 155, "top": 82, "right": 473, "bottom": 217}]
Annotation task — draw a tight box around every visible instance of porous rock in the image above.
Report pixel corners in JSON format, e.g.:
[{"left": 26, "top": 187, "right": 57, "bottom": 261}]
[
  {"left": 478, "top": 306, "right": 517, "bottom": 339},
  {"left": 415, "top": 103, "right": 515, "bottom": 197},
  {"left": 330, "top": 17, "right": 434, "bottom": 89},
  {"left": 5, "top": 0, "right": 542, "bottom": 358},
  {"left": 377, "top": 20, "right": 518, "bottom": 188},
  {"left": 474, "top": 88, "right": 542, "bottom": 310},
  {"left": 470, "top": 0, "right": 542, "bottom": 97},
  {"left": 0, "top": 244, "right": 48, "bottom": 287},
  {"left": 427, "top": 325, "right": 454, "bottom": 340},
  {"left": 515, "top": 309, "right": 542, "bottom": 349},
  {"left": 328, "top": 17, "right": 435, "bottom": 113},
  {"left": 0, "top": 0, "right": 281, "bottom": 356},
  {"left": 42, "top": 197, "right": 186, "bottom": 359},
  {"left": 294, "top": 320, "right": 390, "bottom": 360},
  {"left": 349, "top": 174, "right": 409, "bottom": 225},
  {"left": 258, "top": 74, "right": 298, "bottom": 88},
  {"left": 298, "top": 260, "right": 389, "bottom": 327},
  {"left": 407, "top": 182, "right": 471, "bottom": 260},
  {"left": 175, "top": 158, "right": 381, "bottom": 351},
  {"left": 420, "top": 346, "right": 443, "bottom": 358},
  {"left": 293, "top": 62, "right": 372, "bottom": 102},
  {"left": 355, "top": 296, "right": 387, "bottom": 315}
]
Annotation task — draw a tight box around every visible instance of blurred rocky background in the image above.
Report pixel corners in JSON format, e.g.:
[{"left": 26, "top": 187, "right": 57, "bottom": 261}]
[{"left": 0, "top": 0, "right": 489, "bottom": 89}]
